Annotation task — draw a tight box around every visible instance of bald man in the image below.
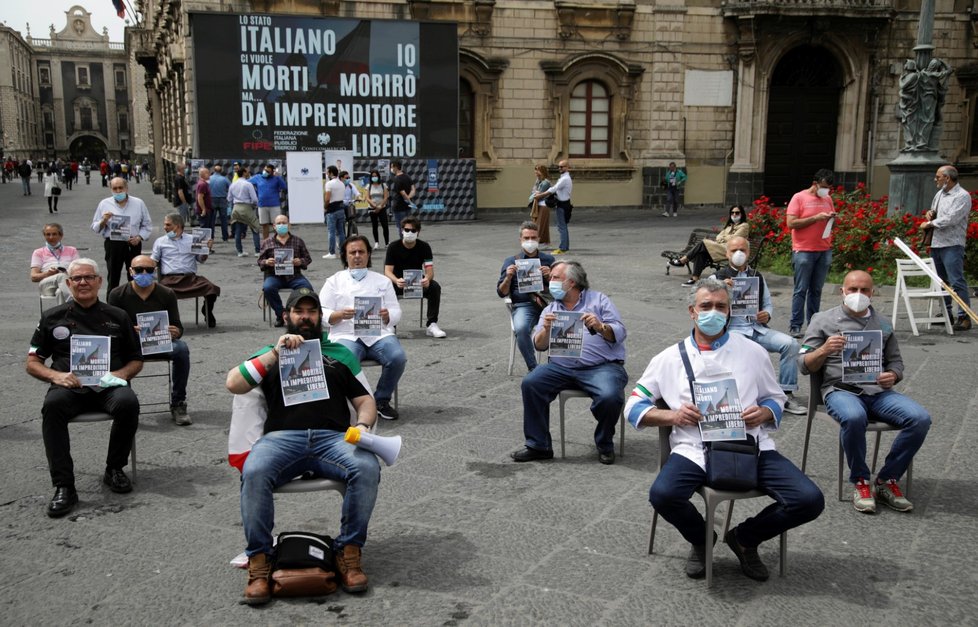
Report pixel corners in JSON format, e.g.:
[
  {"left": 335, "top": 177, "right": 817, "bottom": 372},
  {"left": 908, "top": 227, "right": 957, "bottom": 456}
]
[
  {"left": 91, "top": 177, "right": 154, "bottom": 295},
  {"left": 799, "top": 270, "right": 931, "bottom": 514}
]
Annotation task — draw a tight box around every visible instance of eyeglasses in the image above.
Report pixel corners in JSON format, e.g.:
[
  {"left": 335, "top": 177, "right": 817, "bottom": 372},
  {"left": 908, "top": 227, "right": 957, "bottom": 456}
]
[
  {"left": 347, "top": 250, "right": 369, "bottom": 256},
  {"left": 131, "top": 267, "right": 155, "bottom": 274},
  {"left": 402, "top": 228, "right": 418, "bottom": 233},
  {"left": 68, "top": 274, "right": 98, "bottom": 283}
]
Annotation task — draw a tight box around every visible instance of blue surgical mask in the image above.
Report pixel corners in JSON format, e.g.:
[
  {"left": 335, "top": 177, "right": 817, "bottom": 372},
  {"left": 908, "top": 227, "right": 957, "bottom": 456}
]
[
  {"left": 113, "top": 192, "right": 127, "bottom": 202},
  {"left": 166, "top": 231, "right": 178, "bottom": 240},
  {"left": 371, "top": 176, "right": 379, "bottom": 183},
  {"left": 549, "top": 279, "right": 567, "bottom": 300},
  {"left": 274, "top": 224, "right": 289, "bottom": 236},
  {"left": 349, "top": 268, "right": 368, "bottom": 281},
  {"left": 46, "top": 242, "right": 63, "bottom": 252},
  {"left": 696, "top": 310, "right": 728, "bottom": 336},
  {"left": 133, "top": 272, "right": 155, "bottom": 288},
  {"left": 262, "top": 171, "right": 271, "bottom": 178}
]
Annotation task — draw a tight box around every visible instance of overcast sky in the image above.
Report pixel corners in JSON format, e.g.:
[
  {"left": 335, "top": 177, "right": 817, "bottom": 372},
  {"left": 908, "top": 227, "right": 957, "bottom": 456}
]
[{"left": 2, "top": 2, "right": 131, "bottom": 42}]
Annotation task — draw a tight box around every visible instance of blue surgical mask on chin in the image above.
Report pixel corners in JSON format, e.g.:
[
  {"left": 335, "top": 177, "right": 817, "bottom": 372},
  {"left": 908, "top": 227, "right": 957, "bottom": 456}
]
[
  {"left": 133, "top": 272, "right": 155, "bottom": 288},
  {"left": 349, "top": 268, "right": 367, "bottom": 281},
  {"left": 696, "top": 310, "right": 728, "bottom": 337},
  {"left": 46, "top": 242, "right": 63, "bottom": 252},
  {"left": 549, "top": 280, "right": 567, "bottom": 300},
  {"left": 166, "top": 230, "right": 178, "bottom": 240}
]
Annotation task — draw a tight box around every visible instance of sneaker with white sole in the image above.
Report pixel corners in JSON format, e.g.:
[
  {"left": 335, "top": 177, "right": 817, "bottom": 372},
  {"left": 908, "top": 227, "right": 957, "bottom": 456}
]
[
  {"left": 426, "top": 323, "right": 447, "bottom": 338},
  {"left": 373, "top": 241, "right": 379, "bottom": 250},
  {"left": 853, "top": 479, "right": 876, "bottom": 514},
  {"left": 377, "top": 401, "right": 400, "bottom": 421},
  {"left": 783, "top": 399, "right": 806, "bottom": 415},
  {"left": 875, "top": 479, "right": 913, "bottom": 512},
  {"left": 237, "top": 252, "right": 248, "bottom": 257},
  {"left": 661, "top": 211, "right": 670, "bottom": 217},
  {"left": 323, "top": 253, "right": 336, "bottom": 259}
]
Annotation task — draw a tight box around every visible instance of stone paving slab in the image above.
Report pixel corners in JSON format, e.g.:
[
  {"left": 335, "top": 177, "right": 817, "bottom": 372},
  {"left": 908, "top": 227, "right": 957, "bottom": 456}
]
[{"left": 0, "top": 177, "right": 975, "bottom": 624}]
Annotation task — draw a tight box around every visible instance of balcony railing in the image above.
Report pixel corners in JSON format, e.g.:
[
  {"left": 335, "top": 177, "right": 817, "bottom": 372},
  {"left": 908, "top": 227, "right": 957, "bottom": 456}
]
[
  {"left": 30, "top": 38, "right": 125, "bottom": 51},
  {"left": 722, "top": 0, "right": 894, "bottom": 17}
]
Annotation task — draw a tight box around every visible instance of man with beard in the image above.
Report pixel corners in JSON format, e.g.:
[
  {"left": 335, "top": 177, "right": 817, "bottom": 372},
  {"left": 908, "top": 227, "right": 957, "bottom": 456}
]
[{"left": 226, "top": 287, "right": 380, "bottom": 604}]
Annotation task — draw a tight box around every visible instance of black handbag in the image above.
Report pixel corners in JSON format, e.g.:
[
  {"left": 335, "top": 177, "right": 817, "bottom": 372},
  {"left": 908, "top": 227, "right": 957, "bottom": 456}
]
[
  {"left": 52, "top": 186, "right": 62, "bottom": 196},
  {"left": 544, "top": 194, "right": 557, "bottom": 208},
  {"left": 677, "top": 341, "right": 758, "bottom": 491},
  {"left": 270, "top": 531, "right": 338, "bottom": 597}
]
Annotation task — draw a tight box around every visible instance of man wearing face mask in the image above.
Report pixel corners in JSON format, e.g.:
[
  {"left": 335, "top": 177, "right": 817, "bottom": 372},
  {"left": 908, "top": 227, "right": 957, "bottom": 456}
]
[
  {"left": 249, "top": 163, "right": 287, "bottom": 240},
  {"left": 799, "top": 270, "right": 930, "bottom": 514},
  {"left": 257, "top": 214, "right": 314, "bottom": 327},
  {"left": 712, "top": 237, "right": 805, "bottom": 415},
  {"left": 108, "top": 255, "right": 192, "bottom": 425},
  {"left": 921, "top": 165, "right": 973, "bottom": 331},
  {"left": 91, "top": 177, "right": 154, "bottom": 296},
  {"left": 511, "top": 260, "right": 627, "bottom": 464},
  {"left": 497, "top": 221, "right": 555, "bottom": 372},
  {"left": 384, "top": 217, "right": 446, "bottom": 338},
  {"left": 151, "top": 213, "right": 221, "bottom": 328},
  {"left": 786, "top": 168, "right": 837, "bottom": 338},
  {"left": 626, "top": 278, "right": 823, "bottom": 582},
  {"left": 320, "top": 235, "right": 407, "bottom": 421}
]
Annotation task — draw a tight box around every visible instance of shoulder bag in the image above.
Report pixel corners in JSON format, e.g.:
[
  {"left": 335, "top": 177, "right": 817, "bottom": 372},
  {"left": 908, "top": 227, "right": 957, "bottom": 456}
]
[{"left": 270, "top": 531, "right": 338, "bottom": 597}]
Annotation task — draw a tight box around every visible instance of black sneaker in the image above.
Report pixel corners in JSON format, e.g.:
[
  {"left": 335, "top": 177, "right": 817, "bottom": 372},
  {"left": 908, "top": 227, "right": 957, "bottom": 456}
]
[
  {"left": 377, "top": 401, "right": 399, "bottom": 421},
  {"left": 724, "top": 529, "right": 769, "bottom": 581},
  {"left": 789, "top": 327, "right": 803, "bottom": 338},
  {"left": 103, "top": 468, "right": 133, "bottom": 494}
]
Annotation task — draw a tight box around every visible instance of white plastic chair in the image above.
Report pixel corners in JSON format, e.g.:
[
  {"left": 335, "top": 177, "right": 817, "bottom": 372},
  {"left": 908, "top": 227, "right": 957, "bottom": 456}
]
[{"left": 890, "top": 258, "right": 953, "bottom": 336}]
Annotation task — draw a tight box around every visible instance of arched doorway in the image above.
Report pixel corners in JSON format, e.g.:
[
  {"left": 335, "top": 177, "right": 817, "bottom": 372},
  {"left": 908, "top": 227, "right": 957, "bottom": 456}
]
[
  {"left": 763, "top": 46, "right": 843, "bottom": 205},
  {"left": 69, "top": 135, "right": 107, "bottom": 162}
]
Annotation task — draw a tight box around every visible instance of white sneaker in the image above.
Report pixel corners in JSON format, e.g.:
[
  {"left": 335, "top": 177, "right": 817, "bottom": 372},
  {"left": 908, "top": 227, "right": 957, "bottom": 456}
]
[
  {"left": 661, "top": 211, "right": 670, "bottom": 217},
  {"left": 236, "top": 252, "right": 248, "bottom": 257},
  {"left": 253, "top": 252, "right": 260, "bottom": 257},
  {"left": 323, "top": 253, "right": 336, "bottom": 259},
  {"left": 426, "top": 323, "right": 447, "bottom": 338},
  {"left": 373, "top": 241, "right": 379, "bottom": 250}
]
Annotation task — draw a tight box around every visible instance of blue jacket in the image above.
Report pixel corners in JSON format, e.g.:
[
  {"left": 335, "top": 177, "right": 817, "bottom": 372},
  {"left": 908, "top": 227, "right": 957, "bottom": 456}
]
[{"left": 249, "top": 174, "right": 287, "bottom": 207}]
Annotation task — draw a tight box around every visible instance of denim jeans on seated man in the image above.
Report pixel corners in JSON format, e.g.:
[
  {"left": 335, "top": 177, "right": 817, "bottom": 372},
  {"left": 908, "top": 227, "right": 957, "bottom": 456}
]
[
  {"left": 521, "top": 361, "right": 627, "bottom": 454},
  {"left": 337, "top": 336, "right": 407, "bottom": 406},
  {"left": 790, "top": 249, "right": 832, "bottom": 330},
  {"left": 931, "top": 244, "right": 971, "bottom": 320},
  {"left": 749, "top": 329, "right": 798, "bottom": 392},
  {"left": 262, "top": 275, "right": 314, "bottom": 322},
  {"left": 512, "top": 303, "right": 542, "bottom": 371},
  {"left": 650, "top": 450, "right": 824, "bottom": 548},
  {"left": 240, "top": 429, "right": 380, "bottom": 557},
  {"left": 146, "top": 341, "right": 191, "bottom": 407},
  {"left": 823, "top": 389, "right": 931, "bottom": 484}
]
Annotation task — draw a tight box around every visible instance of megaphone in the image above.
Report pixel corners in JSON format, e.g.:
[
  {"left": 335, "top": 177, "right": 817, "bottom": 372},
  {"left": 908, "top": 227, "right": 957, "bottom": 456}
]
[{"left": 345, "top": 427, "right": 401, "bottom": 466}]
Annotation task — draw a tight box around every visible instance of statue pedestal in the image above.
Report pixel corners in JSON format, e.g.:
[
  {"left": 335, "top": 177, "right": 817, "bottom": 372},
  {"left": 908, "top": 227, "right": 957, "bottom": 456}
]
[{"left": 887, "top": 152, "right": 942, "bottom": 216}]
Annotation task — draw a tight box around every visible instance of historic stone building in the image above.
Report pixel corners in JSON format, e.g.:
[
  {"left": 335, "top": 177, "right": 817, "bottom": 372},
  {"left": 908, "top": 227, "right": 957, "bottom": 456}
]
[
  {"left": 129, "top": 0, "right": 978, "bottom": 210},
  {"left": 0, "top": 24, "right": 41, "bottom": 160}
]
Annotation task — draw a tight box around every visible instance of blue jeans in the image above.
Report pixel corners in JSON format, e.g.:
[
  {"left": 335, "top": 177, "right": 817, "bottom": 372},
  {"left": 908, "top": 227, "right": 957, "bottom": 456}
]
[
  {"left": 213, "top": 200, "right": 229, "bottom": 240},
  {"left": 393, "top": 210, "right": 408, "bottom": 237},
  {"left": 521, "top": 361, "right": 627, "bottom": 453},
  {"left": 240, "top": 429, "right": 380, "bottom": 556},
  {"left": 748, "top": 328, "right": 799, "bottom": 392},
  {"left": 21, "top": 176, "right": 31, "bottom": 194},
  {"left": 325, "top": 210, "right": 346, "bottom": 254},
  {"left": 555, "top": 201, "right": 570, "bottom": 250},
  {"left": 337, "top": 336, "right": 407, "bottom": 405},
  {"left": 146, "top": 341, "right": 190, "bottom": 406},
  {"left": 823, "top": 389, "right": 931, "bottom": 484},
  {"left": 262, "top": 274, "right": 314, "bottom": 320},
  {"left": 790, "top": 250, "right": 832, "bottom": 329},
  {"left": 233, "top": 222, "right": 260, "bottom": 254},
  {"left": 931, "top": 245, "right": 971, "bottom": 320},
  {"left": 665, "top": 186, "right": 681, "bottom": 214},
  {"left": 512, "top": 303, "right": 542, "bottom": 370},
  {"left": 650, "top": 451, "right": 823, "bottom": 548},
  {"left": 177, "top": 202, "right": 191, "bottom": 224}
]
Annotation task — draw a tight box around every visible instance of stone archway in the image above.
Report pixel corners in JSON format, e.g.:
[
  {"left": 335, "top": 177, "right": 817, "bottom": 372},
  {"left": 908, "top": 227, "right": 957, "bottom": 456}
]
[
  {"left": 69, "top": 135, "right": 108, "bottom": 162},
  {"left": 763, "top": 46, "right": 843, "bottom": 205}
]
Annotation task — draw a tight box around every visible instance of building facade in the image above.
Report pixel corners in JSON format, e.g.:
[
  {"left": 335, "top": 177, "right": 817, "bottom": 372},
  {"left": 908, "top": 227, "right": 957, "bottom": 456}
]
[
  {"left": 0, "top": 25, "right": 41, "bottom": 160},
  {"left": 130, "top": 0, "right": 978, "bottom": 209}
]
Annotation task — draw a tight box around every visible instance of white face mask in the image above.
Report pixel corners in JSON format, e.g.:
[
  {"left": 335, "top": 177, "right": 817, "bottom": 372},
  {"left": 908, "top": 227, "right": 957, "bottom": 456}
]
[
  {"left": 816, "top": 187, "right": 830, "bottom": 198},
  {"left": 843, "top": 292, "right": 871, "bottom": 313},
  {"left": 521, "top": 240, "right": 539, "bottom": 254},
  {"left": 730, "top": 215, "right": 742, "bottom": 224},
  {"left": 402, "top": 231, "right": 418, "bottom": 243},
  {"left": 730, "top": 250, "right": 748, "bottom": 267}
]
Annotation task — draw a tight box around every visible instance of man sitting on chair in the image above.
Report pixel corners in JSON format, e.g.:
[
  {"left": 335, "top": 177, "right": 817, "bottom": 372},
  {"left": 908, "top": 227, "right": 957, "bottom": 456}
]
[
  {"left": 151, "top": 213, "right": 221, "bottom": 328},
  {"left": 625, "top": 278, "right": 823, "bottom": 582},
  {"left": 384, "top": 216, "right": 447, "bottom": 338},
  {"left": 799, "top": 270, "right": 930, "bottom": 514},
  {"left": 226, "top": 288, "right": 379, "bottom": 604},
  {"left": 108, "top": 255, "right": 193, "bottom": 426},
  {"left": 257, "top": 214, "right": 314, "bottom": 327},
  {"left": 496, "top": 221, "right": 554, "bottom": 372},
  {"left": 27, "top": 258, "right": 143, "bottom": 518},
  {"left": 510, "top": 260, "right": 627, "bottom": 465}
]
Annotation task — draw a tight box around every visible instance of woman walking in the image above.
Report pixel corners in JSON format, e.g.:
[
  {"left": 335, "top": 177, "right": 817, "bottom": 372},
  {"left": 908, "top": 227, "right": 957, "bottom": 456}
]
[{"left": 43, "top": 167, "right": 62, "bottom": 213}]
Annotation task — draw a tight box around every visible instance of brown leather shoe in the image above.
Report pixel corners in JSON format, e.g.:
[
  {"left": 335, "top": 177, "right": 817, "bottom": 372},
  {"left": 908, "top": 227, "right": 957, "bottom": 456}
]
[
  {"left": 954, "top": 316, "right": 972, "bottom": 331},
  {"left": 335, "top": 545, "right": 369, "bottom": 593},
  {"left": 243, "top": 553, "right": 272, "bottom": 605}
]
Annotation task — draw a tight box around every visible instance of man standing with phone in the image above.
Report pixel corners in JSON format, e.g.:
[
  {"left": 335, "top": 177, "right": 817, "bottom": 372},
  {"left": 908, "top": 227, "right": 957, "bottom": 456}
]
[{"left": 786, "top": 168, "right": 837, "bottom": 338}]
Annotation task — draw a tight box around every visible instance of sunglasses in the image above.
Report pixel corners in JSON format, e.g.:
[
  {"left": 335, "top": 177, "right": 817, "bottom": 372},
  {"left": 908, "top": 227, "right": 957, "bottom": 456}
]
[
  {"left": 402, "top": 228, "right": 418, "bottom": 233},
  {"left": 131, "top": 267, "right": 155, "bottom": 274}
]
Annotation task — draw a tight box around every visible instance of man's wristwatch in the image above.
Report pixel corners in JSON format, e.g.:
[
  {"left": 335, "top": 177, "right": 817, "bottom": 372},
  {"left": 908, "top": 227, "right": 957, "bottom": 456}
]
[{"left": 355, "top": 422, "right": 372, "bottom": 431}]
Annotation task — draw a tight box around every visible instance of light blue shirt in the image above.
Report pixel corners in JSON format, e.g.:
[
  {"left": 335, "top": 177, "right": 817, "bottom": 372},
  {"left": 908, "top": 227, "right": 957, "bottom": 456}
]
[
  {"left": 533, "top": 288, "right": 626, "bottom": 367},
  {"left": 208, "top": 172, "right": 230, "bottom": 206},
  {"left": 151, "top": 233, "right": 207, "bottom": 275}
]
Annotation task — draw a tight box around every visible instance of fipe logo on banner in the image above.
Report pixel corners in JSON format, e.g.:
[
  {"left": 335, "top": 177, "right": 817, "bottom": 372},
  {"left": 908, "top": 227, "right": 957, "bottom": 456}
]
[{"left": 242, "top": 140, "right": 273, "bottom": 151}]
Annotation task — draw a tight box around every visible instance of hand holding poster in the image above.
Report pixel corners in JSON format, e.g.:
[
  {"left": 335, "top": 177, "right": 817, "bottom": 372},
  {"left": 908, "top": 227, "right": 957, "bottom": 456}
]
[
  {"left": 70, "top": 335, "right": 111, "bottom": 386},
  {"left": 693, "top": 378, "right": 746, "bottom": 442},
  {"left": 842, "top": 330, "right": 883, "bottom": 383},
  {"left": 354, "top": 296, "right": 382, "bottom": 337},
  {"left": 549, "top": 311, "right": 584, "bottom": 357},
  {"left": 731, "top": 277, "right": 760, "bottom": 317},
  {"left": 402, "top": 269, "right": 423, "bottom": 299},
  {"left": 274, "top": 248, "right": 295, "bottom": 275},
  {"left": 108, "top": 215, "right": 131, "bottom": 242},
  {"left": 278, "top": 339, "right": 330, "bottom": 406},
  {"left": 191, "top": 228, "right": 212, "bottom": 255},
  {"left": 137, "top": 311, "right": 172, "bottom": 355},
  {"left": 516, "top": 258, "right": 543, "bottom": 294}
]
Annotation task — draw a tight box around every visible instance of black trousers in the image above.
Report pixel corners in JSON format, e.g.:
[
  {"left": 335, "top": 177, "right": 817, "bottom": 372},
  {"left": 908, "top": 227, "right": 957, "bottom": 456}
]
[
  {"left": 103, "top": 239, "right": 141, "bottom": 295},
  {"left": 370, "top": 209, "right": 389, "bottom": 245},
  {"left": 394, "top": 280, "right": 441, "bottom": 326},
  {"left": 41, "top": 386, "right": 140, "bottom": 487}
]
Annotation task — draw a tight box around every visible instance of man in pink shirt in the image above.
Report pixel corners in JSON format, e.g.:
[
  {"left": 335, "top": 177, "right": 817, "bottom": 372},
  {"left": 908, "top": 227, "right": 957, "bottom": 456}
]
[{"left": 785, "top": 169, "right": 836, "bottom": 338}]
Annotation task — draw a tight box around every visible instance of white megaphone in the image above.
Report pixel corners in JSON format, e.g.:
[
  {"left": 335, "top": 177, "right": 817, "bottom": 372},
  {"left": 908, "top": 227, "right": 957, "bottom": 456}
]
[{"left": 345, "top": 427, "right": 401, "bottom": 466}]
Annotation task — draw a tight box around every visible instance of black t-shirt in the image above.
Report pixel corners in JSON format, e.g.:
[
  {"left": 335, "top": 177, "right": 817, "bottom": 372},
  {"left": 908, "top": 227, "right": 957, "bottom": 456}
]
[
  {"left": 107, "top": 282, "right": 184, "bottom": 338},
  {"left": 173, "top": 175, "right": 191, "bottom": 207},
  {"left": 384, "top": 239, "right": 433, "bottom": 278},
  {"left": 30, "top": 300, "right": 142, "bottom": 376},
  {"left": 389, "top": 172, "right": 413, "bottom": 211},
  {"left": 259, "top": 354, "right": 369, "bottom": 433}
]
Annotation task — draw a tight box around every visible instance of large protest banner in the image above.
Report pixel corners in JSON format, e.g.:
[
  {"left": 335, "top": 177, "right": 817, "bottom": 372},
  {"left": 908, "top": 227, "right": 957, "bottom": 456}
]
[{"left": 190, "top": 13, "right": 459, "bottom": 159}]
